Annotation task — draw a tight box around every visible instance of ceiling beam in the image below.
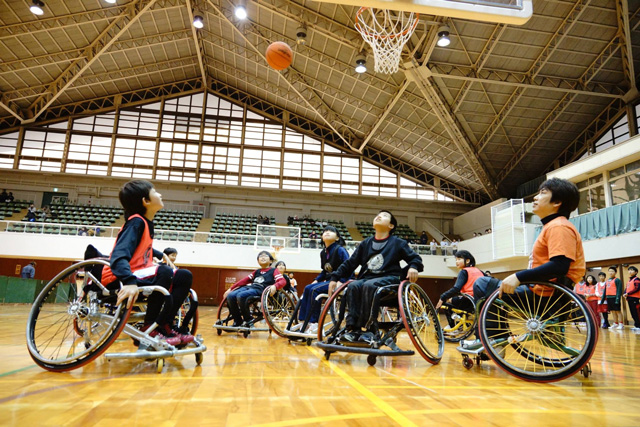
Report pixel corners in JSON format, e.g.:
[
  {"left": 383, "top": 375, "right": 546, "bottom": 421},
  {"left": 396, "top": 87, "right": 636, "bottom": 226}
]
[
  {"left": 185, "top": 0, "right": 208, "bottom": 84},
  {"left": 475, "top": 0, "right": 593, "bottom": 154},
  {"left": 495, "top": 33, "right": 628, "bottom": 186},
  {"left": 23, "top": 0, "right": 159, "bottom": 124},
  {"left": 429, "top": 63, "right": 625, "bottom": 99},
  {"left": 616, "top": 0, "right": 636, "bottom": 92},
  {"left": 406, "top": 61, "right": 499, "bottom": 198}
]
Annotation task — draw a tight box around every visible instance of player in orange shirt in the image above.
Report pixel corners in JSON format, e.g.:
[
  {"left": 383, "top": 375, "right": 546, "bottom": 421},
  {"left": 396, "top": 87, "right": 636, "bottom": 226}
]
[{"left": 465, "top": 178, "right": 585, "bottom": 347}]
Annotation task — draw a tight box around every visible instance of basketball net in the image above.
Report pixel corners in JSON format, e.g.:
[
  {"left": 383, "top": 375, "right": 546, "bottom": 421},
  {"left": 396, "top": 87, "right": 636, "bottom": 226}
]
[
  {"left": 272, "top": 245, "right": 283, "bottom": 261},
  {"left": 355, "top": 7, "right": 420, "bottom": 74}
]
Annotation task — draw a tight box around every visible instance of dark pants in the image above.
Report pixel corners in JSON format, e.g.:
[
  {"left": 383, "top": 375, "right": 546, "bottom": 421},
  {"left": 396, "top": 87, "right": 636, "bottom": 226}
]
[
  {"left": 299, "top": 281, "right": 330, "bottom": 323},
  {"left": 346, "top": 275, "right": 400, "bottom": 330},
  {"left": 226, "top": 284, "right": 264, "bottom": 325},
  {"left": 628, "top": 297, "right": 640, "bottom": 328},
  {"left": 137, "top": 265, "right": 193, "bottom": 328}
]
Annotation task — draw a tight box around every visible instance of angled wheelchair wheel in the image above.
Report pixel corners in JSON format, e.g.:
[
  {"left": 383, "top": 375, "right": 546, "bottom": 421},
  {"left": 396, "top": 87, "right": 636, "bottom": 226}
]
[
  {"left": 398, "top": 282, "right": 444, "bottom": 365},
  {"left": 442, "top": 293, "right": 477, "bottom": 343},
  {"left": 175, "top": 289, "right": 199, "bottom": 336},
  {"left": 478, "top": 282, "right": 598, "bottom": 382},
  {"left": 215, "top": 297, "right": 232, "bottom": 331},
  {"left": 317, "top": 282, "right": 350, "bottom": 343},
  {"left": 26, "top": 259, "right": 132, "bottom": 372},
  {"left": 262, "top": 288, "right": 296, "bottom": 338}
]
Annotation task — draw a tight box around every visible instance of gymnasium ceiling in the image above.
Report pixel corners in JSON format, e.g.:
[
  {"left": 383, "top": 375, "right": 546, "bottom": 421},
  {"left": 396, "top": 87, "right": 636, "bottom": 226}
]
[{"left": 0, "top": 0, "right": 639, "bottom": 202}]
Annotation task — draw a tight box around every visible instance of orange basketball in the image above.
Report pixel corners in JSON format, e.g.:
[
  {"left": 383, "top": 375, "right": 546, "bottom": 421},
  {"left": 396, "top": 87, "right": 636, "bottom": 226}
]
[{"left": 265, "top": 41, "right": 293, "bottom": 71}]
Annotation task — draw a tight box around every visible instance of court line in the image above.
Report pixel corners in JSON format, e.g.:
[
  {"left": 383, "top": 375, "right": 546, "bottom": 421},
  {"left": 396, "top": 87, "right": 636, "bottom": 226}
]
[
  {"left": 0, "top": 366, "right": 36, "bottom": 378},
  {"left": 305, "top": 346, "right": 418, "bottom": 427},
  {"left": 404, "top": 408, "right": 640, "bottom": 418},
  {"left": 368, "top": 385, "right": 640, "bottom": 390},
  {"left": 252, "top": 411, "right": 385, "bottom": 427}
]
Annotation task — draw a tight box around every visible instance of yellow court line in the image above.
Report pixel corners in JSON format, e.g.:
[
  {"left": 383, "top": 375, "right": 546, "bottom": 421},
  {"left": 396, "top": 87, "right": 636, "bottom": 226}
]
[
  {"left": 305, "top": 346, "right": 418, "bottom": 427},
  {"left": 253, "top": 411, "right": 385, "bottom": 427},
  {"left": 404, "top": 408, "right": 640, "bottom": 418}
]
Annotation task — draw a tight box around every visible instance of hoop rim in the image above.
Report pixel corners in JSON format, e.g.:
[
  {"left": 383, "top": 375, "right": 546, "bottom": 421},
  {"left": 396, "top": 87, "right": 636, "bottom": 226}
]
[{"left": 355, "top": 6, "right": 420, "bottom": 40}]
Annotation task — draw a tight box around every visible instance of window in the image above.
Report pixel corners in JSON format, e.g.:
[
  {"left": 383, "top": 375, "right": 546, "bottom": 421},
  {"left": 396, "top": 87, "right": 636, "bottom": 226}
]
[
  {"left": 609, "top": 159, "right": 640, "bottom": 205},
  {"left": 577, "top": 175, "right": 605, "bottom": 213},
  {"left": 19, "top": 130, "right": 65, "bottom": 172},
  {"left": 0, "top": 132, "right": 18, "bottom": 169}
]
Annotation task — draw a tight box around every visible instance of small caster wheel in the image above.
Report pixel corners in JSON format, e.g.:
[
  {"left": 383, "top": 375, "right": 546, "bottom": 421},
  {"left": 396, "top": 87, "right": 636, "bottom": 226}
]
[
  {"left": 216, "top": 328, "right": 222, "bottom": 336},
  {"left": 324, "top": 351, "right": 331, "bottom": 361},
  {"left": 156, "top": 358, "right": 164, "bottom": 373},
  {"left": 581, "top": 363, "right": 592, "bottom": 378},
  {"left": 462, "top": 356, "right": 473, "bottom": 370},
  {"left": 243, "top": 331, "right": 250, "bottom": 338},
  {"left": 195, "top": 352, "right": 203, "bottom": 366},
  {"left": 306, "top": 338, "right": 313, "bottom": 346},
  {"left": 367, "top": 354, "right": 377, "bottom": 366}
]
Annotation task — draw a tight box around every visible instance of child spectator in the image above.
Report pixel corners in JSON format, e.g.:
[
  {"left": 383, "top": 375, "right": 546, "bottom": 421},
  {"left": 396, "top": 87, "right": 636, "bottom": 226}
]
[
  {"left": 298, "top": 226, "right": 351, "bottom": 331},
  {"left": 328, "top": 210, "right": 423, "bottom": 343},
  {"left": 100, "top": 180, "right": 194, "bottom": 346},
  {"left": 596, "top": 272, "right": 608, "bottom": 328},
  {"left": 584, "top": 275, "right": 599, "bottom": 315},
  {"left": 223, "top": 251, "right": 286, "bottom": 327},
  {"left": 600, "top": 266, "right": 623, "bottom": 329},
  {"left": 623, "top": 266, "right": 640, "bottom": 331},
  {"left": 574, "top": 277, "right": 587, "bottom": 301}
]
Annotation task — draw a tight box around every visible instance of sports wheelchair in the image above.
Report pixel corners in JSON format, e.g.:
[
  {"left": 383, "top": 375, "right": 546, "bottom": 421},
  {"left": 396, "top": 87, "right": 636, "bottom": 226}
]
[
  {"left": 439, "top": 293, "right": 477, "bottom": 342},
  {"left": 315, "top": 280, "right": 444, "bottom": 367},
  {"left": 456, "top": 281, "right": 598, "bottom": 382},
  {"left": 26, "top": 259, "right": 206, "bottom": 373},
  {"left": 263, "top": 289, "right": 337, "bottom": 345},
  {"left": 213, "top": 286, "right": 299, "bottom": 338}
]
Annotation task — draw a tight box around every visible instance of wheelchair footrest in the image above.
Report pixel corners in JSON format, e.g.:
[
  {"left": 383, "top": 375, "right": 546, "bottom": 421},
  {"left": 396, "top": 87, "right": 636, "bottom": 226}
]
[
  {"left": 104, "top": 343, "right": 207, "bottom": 361},
  {"left": 315, "top": 342, "right": 414, "bottom": 357},
  {"left": 456, "top": 344, "right": 485, "bottom": 356},
  {"left": 282, "top": 330, "right": 317, "bottom": 340}
]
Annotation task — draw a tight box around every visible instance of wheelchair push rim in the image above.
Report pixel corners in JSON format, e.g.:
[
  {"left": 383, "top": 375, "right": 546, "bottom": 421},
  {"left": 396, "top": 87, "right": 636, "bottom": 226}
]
[
  {"left": 478, "top": 281, "right": 598, "bottom": 382},
  {"left": 262, "top": 288, "right": 297, "bottom": 338},
  {"left": 26, "top": 259, "right": 132, "bottom": 372},
  {"left": 441, "top": 293, "right": 477, "bottom": 343},
  {"left": 398, "top": 282, "right": 444, "bottom": 365},
  {"left": 316, "top": 282, "right": 350, "bottom": 343}
]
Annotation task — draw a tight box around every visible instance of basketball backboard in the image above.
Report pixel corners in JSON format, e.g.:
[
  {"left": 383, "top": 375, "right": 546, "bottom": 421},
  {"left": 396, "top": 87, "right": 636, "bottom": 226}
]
[{"left": 315, "top": 0, "right": 532, "bottom": 25}]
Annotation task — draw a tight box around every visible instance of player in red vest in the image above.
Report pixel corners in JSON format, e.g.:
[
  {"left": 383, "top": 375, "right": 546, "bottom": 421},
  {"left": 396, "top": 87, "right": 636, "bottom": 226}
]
[
  {"left": 623, "top": 266, "right": 640, "bottom": 331},
  {"left": 595, "top": 271, "right": 608, "bottom": 328},
  {"left": 574, "top": 278, "right": 587, "bottom": 301},
  {"left": 583, "top": 274, "right": 599, "bottom": 316},
  {"left": 436, "top": 250, "right": 485, "bottom": 328},
  {"left": 600, "top": 266, "right": 623, "bottom": 329}
]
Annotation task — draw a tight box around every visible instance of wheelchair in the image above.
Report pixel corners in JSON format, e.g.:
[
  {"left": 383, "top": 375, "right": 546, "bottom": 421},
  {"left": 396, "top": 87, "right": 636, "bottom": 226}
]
[
  {"left": 263, "top": 289, "right": 337, "bottom": 345},
  {"left": 315, "top": 280, "right": 444, "bottom": 367},
  {"left": 26, "top": 259, "right": 206, "bottom": 373},
  {"left": 213, "top": 286, "right": 299, "bottom": 338},
  {"left": 456, "top": 281, "right": 598, "bottom": 382},
  {"left": 439, "top": 293, "right": 477, "bottom": 342}
]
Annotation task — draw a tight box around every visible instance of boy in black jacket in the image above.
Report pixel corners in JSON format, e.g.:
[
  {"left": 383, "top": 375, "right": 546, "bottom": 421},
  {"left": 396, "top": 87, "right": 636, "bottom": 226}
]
[{"left": 328, "top": 210, "right": 423, "bottom": 342}]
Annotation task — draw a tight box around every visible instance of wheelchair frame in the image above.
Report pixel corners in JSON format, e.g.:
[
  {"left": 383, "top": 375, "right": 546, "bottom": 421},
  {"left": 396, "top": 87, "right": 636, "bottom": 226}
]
[
  {"left": 315, "top": 280, "right": 444, "bottom": 367},
  {"left": 213, "top": 287, "right": 273, "bottom": 338},
  {"left": 440, "top": 293, "right": 477, "bottom": 343},
  {"left": 26, "top": 259, "right": 206, "bottom": 373},
  {"left": 456, "top": 281, "right": 598, "bottom": 382}
]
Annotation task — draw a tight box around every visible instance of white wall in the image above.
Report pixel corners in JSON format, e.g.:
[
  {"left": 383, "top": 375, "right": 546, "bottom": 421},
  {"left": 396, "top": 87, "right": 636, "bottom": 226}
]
[
  {"left": 453, "top": 198, "right": 507, "bottom": 239},
  {"left": 0, "top": 232, "right": 459, "bottom": 278}
]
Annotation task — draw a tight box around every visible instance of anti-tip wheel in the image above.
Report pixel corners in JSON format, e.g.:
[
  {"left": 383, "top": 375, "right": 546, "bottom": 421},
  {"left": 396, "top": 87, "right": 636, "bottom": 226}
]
[
  {"left": 243, "top": 331, "right": 250, "bottom": 338},
  {"left": 324, "top": 351, "right": 331, "bottom": 361},
  {"left": 195, "top": 352, "right": 203, "bottom": 366},
  {"left": 216, "top": 328, "right": 222, "bottom": 336},
  {"left": 156, "top": 358, "right": 164, "bottom": 373},
  {"left": 462, "top": 356, "right": 474, "bottom": 370},
  {"left": 367, "top": 354, "right": 377, "bottom": 366},
  {"left": 581, "top": 363, "right": 592, "bottom": 378},
  {"left": 306, "top": 338, "right": 313, "bottom": 346}
]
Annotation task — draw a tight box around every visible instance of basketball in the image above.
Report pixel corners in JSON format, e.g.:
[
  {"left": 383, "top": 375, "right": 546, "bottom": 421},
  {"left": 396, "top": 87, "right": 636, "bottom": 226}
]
[{"left": 265, "top": 41, "right": 293, "bottom": 70}]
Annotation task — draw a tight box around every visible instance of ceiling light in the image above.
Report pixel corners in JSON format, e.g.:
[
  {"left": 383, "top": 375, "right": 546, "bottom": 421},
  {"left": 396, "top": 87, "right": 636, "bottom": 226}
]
[
  {"left": 296, "top": 26, "right": 307, "bottom": 46},
  {"left": 30, "top": 0, "right": 45, "bottom": 15},
  {"left": 437, "top": 26, "right": 451, "bottom": 47},
  {"left": 193, "top": 15, "right": 204, "bottom": 29},
  {"left": 104, "top": 0, "right": 117, "bottom": 4},
  {"left": 234, "top": 4, "right": 247, "bottom": 20},
  {"left": 355, "top": 54, "right": 367, "bottom": 74}
]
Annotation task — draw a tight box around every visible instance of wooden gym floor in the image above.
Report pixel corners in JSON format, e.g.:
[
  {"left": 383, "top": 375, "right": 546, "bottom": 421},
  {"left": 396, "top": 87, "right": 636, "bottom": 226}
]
[{"left": 1, "top": 304, "right": 640, "bottom": 426}]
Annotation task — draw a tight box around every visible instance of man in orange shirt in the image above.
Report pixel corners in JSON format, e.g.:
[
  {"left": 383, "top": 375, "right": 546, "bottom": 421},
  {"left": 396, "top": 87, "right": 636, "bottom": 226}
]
[{"left": 466, "top": 178, "right": 585, "bottom": 347}]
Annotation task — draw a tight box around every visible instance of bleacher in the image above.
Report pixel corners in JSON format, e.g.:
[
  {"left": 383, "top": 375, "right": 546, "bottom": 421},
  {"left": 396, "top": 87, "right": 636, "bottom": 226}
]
[
  {"left": 207, "top": 213, "right": 275, "bottom": 245},
  {"left": 0, "top": 201, "right": 30, "bottom": 219},
  {"left": 290, "top": 218, "right": 352, "bottom": 241},
  {"left": 31, "top": 204, "right": 123, "bottom": 227}
]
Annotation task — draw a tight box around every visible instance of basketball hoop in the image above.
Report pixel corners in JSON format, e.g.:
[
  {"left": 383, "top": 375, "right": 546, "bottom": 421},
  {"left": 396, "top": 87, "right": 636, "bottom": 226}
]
[
  {"left": 355, "top": 7, "right": 420, "bottom": 74},
  {"left": 272, "top": 245, "right": 283, "bottom": 261}
]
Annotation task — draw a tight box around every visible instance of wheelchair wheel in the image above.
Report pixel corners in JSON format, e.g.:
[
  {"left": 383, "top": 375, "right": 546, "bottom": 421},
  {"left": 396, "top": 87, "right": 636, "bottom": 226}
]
[
  {"left": 262, "top": 288, "right": 296, "bottom": 338},
  {"left": 215, "top": 297, "right": 232, "bottom": 329},
  {"left": 398, "top": 282, "right": 444, "bottom": 365},
  {"left": 442, "top": 294, "right": 477, "bottom": 343},
  {"left": 175, "top": 289, "right": 199, "bottom": 336},
  {"left": 478, "top": 282, "right": 598, "bottom": 382},
  {"left": 26, "top": 260, "right": 132, "bottom": 372},
  {"left": 317, "top": 282, "right": 350, "bottom": 342}
]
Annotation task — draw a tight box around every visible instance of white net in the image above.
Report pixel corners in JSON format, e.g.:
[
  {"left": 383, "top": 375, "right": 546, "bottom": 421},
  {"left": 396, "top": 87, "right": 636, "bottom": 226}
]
[{"left": 355, "top": 7, "right": 420, "bottom": 74}]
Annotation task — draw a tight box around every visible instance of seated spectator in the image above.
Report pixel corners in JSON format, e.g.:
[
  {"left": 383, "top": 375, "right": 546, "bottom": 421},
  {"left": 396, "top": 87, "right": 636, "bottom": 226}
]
[
  {"left": 419, "top": 231, "right": 428, "bottom": 245},
  {"left": 0, "top": 189, "right": 7, "bottom": 203},
  {"left": 6, "top": 192, "right": 14, "bottom": 203},
  {"left": 26, "top": 204, "right": 37, "bottom": 222},
  {"left": 78, "top": 227, "right": 88, "bottom": 236}
]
